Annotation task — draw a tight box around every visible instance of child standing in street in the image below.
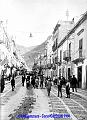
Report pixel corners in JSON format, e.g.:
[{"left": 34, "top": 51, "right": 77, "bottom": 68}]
[
  {"left": 57, "top": 77, "right": 62, "bottom": 97},
  {"left": 46, "top": 79, "right": 52, "bottom": 96},
  {"left": 11, "top": 74, "right": 15, "bottom": 91},
  {"left": 66, "top": 80, "right": 70, "bottom": 98}
]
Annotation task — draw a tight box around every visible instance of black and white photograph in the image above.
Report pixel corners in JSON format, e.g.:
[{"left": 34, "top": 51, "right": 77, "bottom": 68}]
[{"left": 0, "top": 0, "right": 87, "bottom": 120}]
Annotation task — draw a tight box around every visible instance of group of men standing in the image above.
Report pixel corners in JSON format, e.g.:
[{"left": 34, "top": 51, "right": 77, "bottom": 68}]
[
  {"left": 1, "top": 67, "right": 78, "bottom": 98},
  {"left": 21, "top": 73, "right": 78, "bottom": 99},
  {"left": 21, "top": 73, "right": 53, "bottom": 97},
  {"left": 57, "top": 75, "right": 78, "bottom": 98},
  {"left": 21, "top": 73, "right": 44, "bottom": 89},
  {"left": 0, "top": 71, "right": 16, "bottom": 93},
  {"left": 1, "top": 68, "right": 78, "bottom": 99}
]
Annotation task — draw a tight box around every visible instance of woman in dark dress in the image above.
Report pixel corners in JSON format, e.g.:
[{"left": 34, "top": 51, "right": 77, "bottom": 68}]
[{"left": 11, "top": 74, "right": 15, "bottom": 91}]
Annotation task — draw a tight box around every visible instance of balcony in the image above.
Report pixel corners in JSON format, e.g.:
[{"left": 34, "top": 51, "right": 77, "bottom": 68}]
[
  {"left": 52, "top": 63, "right": 56, "bottom": 70},
  {"left": 44, "top": 65, "right": 47, "bottom": 69},
  {"left": 52, "top": 43, "right": 57, "bottom": 52},
  {"left": 47, "top": 63, "right": 52, "bottom": 69},
  {"left": 58, "top": 61, "right": 62, "bottom": 66},
  {"left": 55, "top": 56, "right": 58, "bottom": 64},
  {"left": 63, "top": 50, "right": 71, "bottom": 61},
  {"left": 72, "top": 49, "right": 85, "bottom": 64}
]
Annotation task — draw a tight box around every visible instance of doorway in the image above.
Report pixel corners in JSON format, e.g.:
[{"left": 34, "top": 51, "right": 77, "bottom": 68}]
[
  {"left": 77, "top": 66, "right": 82, "bottom": 88},
  {"left": 68, "top": 68, "right": 71, "bottom": 78},
  {"left": 86, "top": 65, "right": 87, "bottom": 88}
]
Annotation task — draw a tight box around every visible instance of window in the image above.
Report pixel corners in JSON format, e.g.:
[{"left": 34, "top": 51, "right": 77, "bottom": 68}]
[
  {"left": 60, "top": 50, "right": 62, "bottom": 62},
  {"left": 53, "top": 58, "right": 54, "bottom": 63},
  {"left": 69, "top": 43, "right": 71, "bottom": 58},
  {"left": 56, "top": 38, "right": 57, "bottom": 47},
  {"left": 79, "top": 39, "right": 83, "bottom": 49},
  {"left": 59, "top": 68, "right": 61, "bottom": 77},
  {"left": 77, "top": 29, "right": 84, "bottom": 36},
  {"left": 79, "top": 39, "right": 83, "bottom": 57}
]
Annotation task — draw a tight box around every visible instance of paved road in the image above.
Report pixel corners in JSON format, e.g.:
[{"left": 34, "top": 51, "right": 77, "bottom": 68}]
[
  {"left": 28, "top": 89, "right": 54, "bottom": 120},
  {"left": 0, "top": 76, "right": 22, "bottom": 98},
  {"left": 0, "top": 76, "right": 27, "bottom": 120},
  {"left": 50, "top": 86, "right": 87, "bottom": 120},
  {"left": 1, "top": 78, "right": 87, "bottom": 120}
]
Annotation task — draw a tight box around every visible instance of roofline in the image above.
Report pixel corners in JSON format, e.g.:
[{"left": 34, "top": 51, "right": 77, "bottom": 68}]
[{"left": 58, "top": 11, "right": 87, "bottom": 48}]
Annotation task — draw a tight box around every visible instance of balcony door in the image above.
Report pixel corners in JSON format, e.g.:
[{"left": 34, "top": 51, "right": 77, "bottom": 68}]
[
  {"left": 77, "top": 66, "right": 82, "bottom": 88},
  {"left": 79, "top": 39, "right": 83, "bottom": 58},
  {"left": 69, "top": 43, "right": 71, "bottom": 59},
  {"left": 68, "top": 68, "right": 71, "bottom": 78},
  {"left": 86, "top": 65, "right": 87, "bottom": 88}
]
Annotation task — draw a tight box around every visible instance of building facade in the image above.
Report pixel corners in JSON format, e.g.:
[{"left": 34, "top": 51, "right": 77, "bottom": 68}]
[
  {"left": 57, "top": 11, "right": 87, "bottom": 89},
  {"left": 43, "top": 35, "right": 53, "bottom": 77},
  {"left": 71, "top": 11, "right": 87, "bottom": 89},
  {"left": 52, "top": 20, "right": 74, "bottom": 77}
]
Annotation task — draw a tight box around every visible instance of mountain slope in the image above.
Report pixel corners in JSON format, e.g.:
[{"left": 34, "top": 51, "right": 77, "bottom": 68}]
[
  {"left": 16, "top": 45, "right": 35, "bottom": 55},
  {"left": 24, "top": 40, "right": 47, "bottom": 69}
]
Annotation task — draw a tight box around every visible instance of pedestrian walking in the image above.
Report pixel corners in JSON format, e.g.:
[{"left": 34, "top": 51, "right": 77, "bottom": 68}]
[
  {"left": 54, "top": 75, "right": 57, "bottom": 85},
  {"left": 66, "top": 80, "right": 70, "bottom": 98},
  {"left": 71, "top": 75, "right": 78, "bottom": 92},
  {"left": 11, "top": 74, "right": 15, "bottom": 91},
  {"left": 35, "top": 77, "right": 39, "bottom": 88},
  {"left": 61, "top": 76, "right": 66, "bottom": 86},
  {"left": 46, "top": 78, "right": 52, "bottom": 96},
  {"left": 40, "top": 75, "right": 44, "bottom": 89},
  {"left": 53, "top": 75, "right": 55, "bottom": 85},
  {"left": 1, "top": 71, "right": 5, "bottom": 93},
  {"left": 31, "top": 75, "right": 35, "bottom": 88},
  {"left": 45, "top": 76, "right": 48, "bottom": 88},
  {"left": 26, "top": 75, "right": 30, "bottom": 89},
  {"left": 57, "top": 77, "right": 62, "bottom": 97},
  {"left": 8, "top": 74, "right": 11, "bottom": 81},
  {"left": 22, "top": 74, "right": 25, "bottom": 86}
]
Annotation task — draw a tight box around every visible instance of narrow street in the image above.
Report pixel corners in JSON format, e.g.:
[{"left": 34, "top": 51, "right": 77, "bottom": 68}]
[
  {"left": 0, "top": 76, "right": 22, "bottom": 98},
  {"left": 0, "top": 76, "right": 26, "bottom": 120},
  {"left": 1, "top": 76, "right": 87, "bottom": 120},
  {"left": 0, "top": 1, "right": 87, "bottom": 120}
]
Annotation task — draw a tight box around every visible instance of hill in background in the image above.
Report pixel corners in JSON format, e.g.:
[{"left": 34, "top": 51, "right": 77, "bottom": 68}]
[
  {"left": 24, "top": 40, "right": 47, "bottom": 70},
  {"left": 16, "top": 45, "right": 36, "bottom": 55}
]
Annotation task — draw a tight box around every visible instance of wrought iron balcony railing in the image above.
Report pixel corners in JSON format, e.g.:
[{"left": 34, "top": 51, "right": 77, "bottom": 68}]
[
  {"left": 63, "top": 50, "right": 71, "bottom": 61},
  {"left": 72, "top": 49, "right": 85, "bottom": 64}
]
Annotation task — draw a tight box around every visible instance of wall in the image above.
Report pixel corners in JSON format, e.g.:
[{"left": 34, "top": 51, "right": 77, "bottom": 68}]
[{"left": 72, "top": 19, "right": 87, "bottom": 89}]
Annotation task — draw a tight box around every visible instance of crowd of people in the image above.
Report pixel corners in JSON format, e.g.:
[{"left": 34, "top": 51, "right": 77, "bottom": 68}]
[
  {"left": 0, "top": 69, "right": 78, "bottom": 99},
  {"left": 22, "top": 73, "right": 44, "bottom": 89},
  {"left": 21, "top": 72, "right": 78, "bottom": 98},
  {"left": 56, "top": 75, "right": 78, "bottom": 98}
]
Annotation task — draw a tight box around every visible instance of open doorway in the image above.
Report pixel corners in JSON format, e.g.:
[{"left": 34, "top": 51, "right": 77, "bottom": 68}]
[
  {"left": 77, "top": 66, "right": 82, "bottom": 88},
  {"left": 68, "top": 68, "right": 71, "bottom": 78},
  {"left": 86, "top": 65, "right": 87, "bottom": 88}
]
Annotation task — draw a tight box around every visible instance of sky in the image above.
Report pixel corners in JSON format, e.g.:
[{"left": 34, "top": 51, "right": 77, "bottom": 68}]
[{"left": 0, "top": 0, "right": 87, "bottom": 47}]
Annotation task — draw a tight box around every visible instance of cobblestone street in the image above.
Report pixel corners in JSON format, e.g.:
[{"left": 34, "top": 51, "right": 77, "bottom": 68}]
[
  {"left": 0, "top": 1, "right": 87, "bottom": 120},
  {"left": 1, "top": 76, "right": 87, "bottom": 120}
]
